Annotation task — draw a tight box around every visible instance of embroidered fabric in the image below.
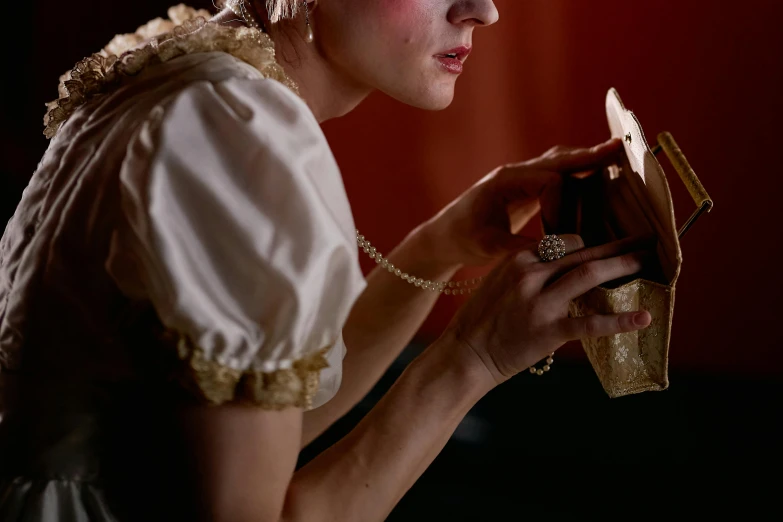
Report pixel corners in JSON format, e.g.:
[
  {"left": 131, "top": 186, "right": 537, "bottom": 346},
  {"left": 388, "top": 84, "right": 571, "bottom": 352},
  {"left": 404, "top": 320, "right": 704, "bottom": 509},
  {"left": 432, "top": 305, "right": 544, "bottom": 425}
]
[
  {"left": 174, "top": 335, "right": 330, "bottom": 409},
  {"left": 569, "top": 280, "right": 673, "bottom": 398}
]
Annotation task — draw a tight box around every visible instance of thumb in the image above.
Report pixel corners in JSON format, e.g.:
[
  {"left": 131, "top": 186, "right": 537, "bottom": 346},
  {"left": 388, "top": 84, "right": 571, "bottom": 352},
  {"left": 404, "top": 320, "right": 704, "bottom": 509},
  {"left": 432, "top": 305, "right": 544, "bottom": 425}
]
[
  {"left": 493, "top": 168, "right": 559, "bottom": 204},
  {"left": 489, "top": 230, "right": 537, "bottom": 254}
]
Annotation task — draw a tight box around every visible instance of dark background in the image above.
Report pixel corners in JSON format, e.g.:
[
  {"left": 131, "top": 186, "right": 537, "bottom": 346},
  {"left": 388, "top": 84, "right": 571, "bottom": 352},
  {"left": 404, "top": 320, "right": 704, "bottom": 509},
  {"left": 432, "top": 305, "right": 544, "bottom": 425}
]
[{"left": 1, "top": 0, "right": 781, "bottom": 519}]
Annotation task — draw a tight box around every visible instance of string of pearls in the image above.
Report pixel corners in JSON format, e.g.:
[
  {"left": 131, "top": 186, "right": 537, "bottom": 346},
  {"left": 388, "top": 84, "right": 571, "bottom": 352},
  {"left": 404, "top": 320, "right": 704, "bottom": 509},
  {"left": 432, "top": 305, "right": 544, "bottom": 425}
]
[
  {"left": 356, "top": 229, "right": 555, "bottom": 377},
  {"left": 356, "top": 230, "right": 484, "bottom": 295},
  {"left": 225, "top": 0, "right": 262, "bottom": 29},
  {"left": 529, "top": 354, "right": 555, "bottom": 376}
]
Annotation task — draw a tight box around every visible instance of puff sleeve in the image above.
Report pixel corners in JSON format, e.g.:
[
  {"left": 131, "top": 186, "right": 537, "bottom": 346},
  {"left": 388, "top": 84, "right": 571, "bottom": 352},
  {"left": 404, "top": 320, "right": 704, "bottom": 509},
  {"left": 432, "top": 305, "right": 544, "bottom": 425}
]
[{"left": 106, "top": 75, "right": 366, "bottom": 410}]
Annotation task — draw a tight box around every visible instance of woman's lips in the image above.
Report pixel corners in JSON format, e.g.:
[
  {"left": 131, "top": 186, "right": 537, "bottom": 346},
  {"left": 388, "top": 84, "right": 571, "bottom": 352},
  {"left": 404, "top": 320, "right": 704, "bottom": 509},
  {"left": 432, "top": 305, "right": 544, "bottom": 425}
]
[
  {"left": 434, "top": 46, "right": 472, "bottom": 75},
  {"left": 435, "top": 56, "right": 464, "bottom": 74}
]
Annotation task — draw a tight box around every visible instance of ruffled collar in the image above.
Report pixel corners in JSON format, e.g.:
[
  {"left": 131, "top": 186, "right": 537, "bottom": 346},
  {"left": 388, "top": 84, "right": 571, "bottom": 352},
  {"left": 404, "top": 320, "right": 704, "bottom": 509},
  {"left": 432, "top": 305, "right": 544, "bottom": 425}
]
[{"left": 44, "top": 4, "right": 298, "bottom": 139}]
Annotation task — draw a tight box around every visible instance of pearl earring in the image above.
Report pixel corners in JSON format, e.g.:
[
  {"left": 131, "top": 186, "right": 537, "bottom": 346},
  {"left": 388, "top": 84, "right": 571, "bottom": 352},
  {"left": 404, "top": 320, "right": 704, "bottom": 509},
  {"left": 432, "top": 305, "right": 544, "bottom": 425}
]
[{"left": 304, "top": 0, "right": 314, "bottom": 43}]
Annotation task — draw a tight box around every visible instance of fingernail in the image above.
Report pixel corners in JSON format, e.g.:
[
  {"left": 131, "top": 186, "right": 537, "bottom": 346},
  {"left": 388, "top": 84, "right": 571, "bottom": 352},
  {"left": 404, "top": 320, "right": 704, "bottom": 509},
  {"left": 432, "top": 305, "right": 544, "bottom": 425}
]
[{"left": 634, "top": 312, "right": 651, "bottom": 327}]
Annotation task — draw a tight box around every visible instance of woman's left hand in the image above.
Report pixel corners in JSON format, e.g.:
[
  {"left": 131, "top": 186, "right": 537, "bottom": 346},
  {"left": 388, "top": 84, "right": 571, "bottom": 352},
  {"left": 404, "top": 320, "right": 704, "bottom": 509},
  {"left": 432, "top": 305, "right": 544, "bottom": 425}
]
[{"left": 420, "top": 138, "right": 623, "bottom": 268}]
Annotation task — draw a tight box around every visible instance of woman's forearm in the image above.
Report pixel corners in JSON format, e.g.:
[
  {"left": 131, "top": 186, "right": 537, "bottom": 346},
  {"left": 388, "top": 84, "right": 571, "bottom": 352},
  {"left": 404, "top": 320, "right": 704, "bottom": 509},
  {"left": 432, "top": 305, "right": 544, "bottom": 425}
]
[
  {"left": 284, "top": 338, "right": 495, "bottom": 522},
  {"left": 301, "top": 222, "right": 462, "bottom": 445}
]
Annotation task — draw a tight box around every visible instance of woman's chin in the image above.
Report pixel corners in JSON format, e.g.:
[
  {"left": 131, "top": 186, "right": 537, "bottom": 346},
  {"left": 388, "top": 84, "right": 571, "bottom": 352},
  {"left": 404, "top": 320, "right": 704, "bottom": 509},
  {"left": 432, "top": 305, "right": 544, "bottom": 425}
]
[
  {"left": 423, "top": 92, "right": 456, "bottom": 111},
  {"left": 389, "top": 87, "right": 456, "bottom": 111}
]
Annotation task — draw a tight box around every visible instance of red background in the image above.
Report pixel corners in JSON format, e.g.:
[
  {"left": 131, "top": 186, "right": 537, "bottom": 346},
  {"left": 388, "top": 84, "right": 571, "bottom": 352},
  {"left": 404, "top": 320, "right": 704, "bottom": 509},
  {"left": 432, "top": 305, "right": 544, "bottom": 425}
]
[{"left": 1, "top": 0, "right": 781, "bottom": 376}]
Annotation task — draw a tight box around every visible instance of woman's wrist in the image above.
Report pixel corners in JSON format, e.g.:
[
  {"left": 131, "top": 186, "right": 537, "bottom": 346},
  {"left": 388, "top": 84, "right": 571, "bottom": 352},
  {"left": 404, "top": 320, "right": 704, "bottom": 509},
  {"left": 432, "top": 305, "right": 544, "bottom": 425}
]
[
  {"left": 420, "top": 331, "right": 499, "bottom": 400},
  {"left": 405, "top": 220, "right": 464, "bottom": 276}
]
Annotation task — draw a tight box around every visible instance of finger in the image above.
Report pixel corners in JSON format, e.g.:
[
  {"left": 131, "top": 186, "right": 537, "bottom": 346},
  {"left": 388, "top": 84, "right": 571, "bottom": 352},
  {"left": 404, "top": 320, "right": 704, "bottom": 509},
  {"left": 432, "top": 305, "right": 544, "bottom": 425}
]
[
  {"left": 559, "top": 311, "right": 652, "bottom": 341},
  {"left": 507, "top": 198, "right": 541, "bottom": 234},
  {"left": 493, "top": 168, "right": 558, "bottom": 203},
  {"left": 556, "top": 234, "right": 585, "bottom": 256},
  {"left": 549, "top": 235, "right": 656, "bottom": 275},
  {"left": 536, "top": 138, "right": 623, "bottom": 174},
  {"left": 545, "top": 251, "right": 646, "bottom": 302},
  {"left": 484, "top": 231, "right": 538, "bottom": 257},
  {"left": 513, "top": 233, "right": 584, "bottom": 265}
]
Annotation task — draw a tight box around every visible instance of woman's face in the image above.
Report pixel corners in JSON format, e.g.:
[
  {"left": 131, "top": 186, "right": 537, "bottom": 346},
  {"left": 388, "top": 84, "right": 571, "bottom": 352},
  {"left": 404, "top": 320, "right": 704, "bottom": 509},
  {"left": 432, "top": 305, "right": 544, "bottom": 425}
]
[{"left": 315, "top": 0, "right": 499, "bottom": 109}]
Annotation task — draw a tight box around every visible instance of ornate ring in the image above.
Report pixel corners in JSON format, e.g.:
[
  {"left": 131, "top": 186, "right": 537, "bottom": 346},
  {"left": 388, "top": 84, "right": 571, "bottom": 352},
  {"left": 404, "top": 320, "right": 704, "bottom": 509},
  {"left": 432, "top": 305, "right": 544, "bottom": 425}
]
[{"left": 538, "top": 234, "right": 567, "bottom": 262}]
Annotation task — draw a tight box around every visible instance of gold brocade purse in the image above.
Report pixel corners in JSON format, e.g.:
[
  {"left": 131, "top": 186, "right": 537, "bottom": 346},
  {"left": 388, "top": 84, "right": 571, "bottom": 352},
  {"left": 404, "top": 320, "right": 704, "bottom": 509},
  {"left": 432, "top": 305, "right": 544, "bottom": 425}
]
[{"left": 543, "top": 88, "right": 713, "bottom": 398}]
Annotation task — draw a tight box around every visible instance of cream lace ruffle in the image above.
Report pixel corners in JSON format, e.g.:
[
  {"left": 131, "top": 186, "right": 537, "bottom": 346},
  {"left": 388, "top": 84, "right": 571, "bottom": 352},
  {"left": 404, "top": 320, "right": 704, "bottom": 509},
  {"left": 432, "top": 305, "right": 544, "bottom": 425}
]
[
  {"left": 101, "top": 4, "right": 212, "bottom": 57},
  {"left": 174, "top": 336, "right": 330, "bottom": 409},
  {"left": 44, "top": 4, "right": 299, "bottom": 138}
]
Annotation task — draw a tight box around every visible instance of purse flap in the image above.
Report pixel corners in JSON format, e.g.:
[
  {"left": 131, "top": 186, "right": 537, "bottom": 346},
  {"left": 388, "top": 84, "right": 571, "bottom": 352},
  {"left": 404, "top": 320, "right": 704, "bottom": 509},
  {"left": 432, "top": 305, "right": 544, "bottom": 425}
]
[{"left": 605, "top": 88, "right": 682, "bottom": 285}]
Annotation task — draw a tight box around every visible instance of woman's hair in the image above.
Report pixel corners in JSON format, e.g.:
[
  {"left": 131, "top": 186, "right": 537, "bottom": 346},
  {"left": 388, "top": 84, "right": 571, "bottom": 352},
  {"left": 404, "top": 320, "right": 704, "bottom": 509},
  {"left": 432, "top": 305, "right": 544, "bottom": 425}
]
[
  {"left": 261, "top": 0, "right": 303, "bottom": 23},
  {"left": 243, "top": 0, "right": 303, "bottom": 24}
]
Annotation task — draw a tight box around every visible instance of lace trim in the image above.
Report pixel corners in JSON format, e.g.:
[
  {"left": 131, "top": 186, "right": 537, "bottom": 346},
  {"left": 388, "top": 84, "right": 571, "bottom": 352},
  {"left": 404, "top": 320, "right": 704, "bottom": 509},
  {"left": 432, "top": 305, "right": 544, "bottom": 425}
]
[
  {"left": 174, "top": 335, "right": 330, "bottom": 409},
  {"left": 44, "top": 4, "right": 299, "bottom": 139}
]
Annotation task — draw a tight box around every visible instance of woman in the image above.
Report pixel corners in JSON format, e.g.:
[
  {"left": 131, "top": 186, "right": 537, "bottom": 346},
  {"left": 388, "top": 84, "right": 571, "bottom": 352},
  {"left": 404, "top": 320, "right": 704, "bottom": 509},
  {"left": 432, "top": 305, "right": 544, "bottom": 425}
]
[{"left": 0, "top": 1, "right": 652, "bottom": 520}]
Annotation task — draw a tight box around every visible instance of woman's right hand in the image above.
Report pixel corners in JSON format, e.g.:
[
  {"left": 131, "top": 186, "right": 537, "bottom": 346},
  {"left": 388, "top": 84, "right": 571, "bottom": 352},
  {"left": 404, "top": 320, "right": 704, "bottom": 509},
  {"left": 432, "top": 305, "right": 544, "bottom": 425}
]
[{"left": 442, "top": 234, "right": 654, "bottom": 385}]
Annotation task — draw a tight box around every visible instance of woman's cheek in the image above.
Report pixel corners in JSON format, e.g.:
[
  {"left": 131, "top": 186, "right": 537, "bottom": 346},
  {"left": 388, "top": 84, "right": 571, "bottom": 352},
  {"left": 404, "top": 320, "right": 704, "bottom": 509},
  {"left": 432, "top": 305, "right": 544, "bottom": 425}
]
[
  {"left": 376, "top": 0, "right": 437, "bottom": 48},
  {"left": 377, "top": 0, "right": 434, "bottom": 28}
]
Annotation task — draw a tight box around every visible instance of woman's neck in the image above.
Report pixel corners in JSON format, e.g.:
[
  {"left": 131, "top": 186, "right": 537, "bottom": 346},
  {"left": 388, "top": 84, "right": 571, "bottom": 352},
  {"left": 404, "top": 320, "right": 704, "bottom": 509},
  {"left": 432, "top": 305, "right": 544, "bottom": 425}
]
[{"left": 213, "top": 8, "right": 371, "bottom": 123}]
